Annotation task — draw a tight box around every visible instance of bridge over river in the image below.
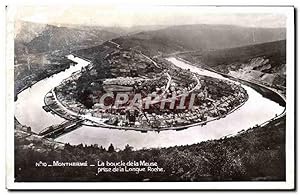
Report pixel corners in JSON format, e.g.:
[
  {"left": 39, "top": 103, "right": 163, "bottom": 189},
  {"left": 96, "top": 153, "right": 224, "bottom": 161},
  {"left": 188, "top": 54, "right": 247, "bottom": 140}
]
[{"left": 39, "top": 118, "right": 85, "bottom": 139}]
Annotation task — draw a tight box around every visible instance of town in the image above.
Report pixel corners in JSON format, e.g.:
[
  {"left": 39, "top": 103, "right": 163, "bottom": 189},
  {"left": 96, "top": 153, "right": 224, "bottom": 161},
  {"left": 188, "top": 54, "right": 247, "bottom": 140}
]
[{"left": 43, "top": 43, "right": 248, "bottom": 131}]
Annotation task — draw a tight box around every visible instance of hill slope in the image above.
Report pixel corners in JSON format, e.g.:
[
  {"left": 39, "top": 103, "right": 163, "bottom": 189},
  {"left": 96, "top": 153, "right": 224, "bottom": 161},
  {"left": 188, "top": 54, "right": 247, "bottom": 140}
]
[
  {"left": 25, "top": 24, "right": 119, "bottom": 54},
  {"left": 115, "top": 24, "right": 285, "bottom": 54},
  {"left": 14, "top": 21, "right": 120, "bottom": 98},
  {"left": 179, "top": 40, "right": 286, "bottom": 90},
  {"left": 75, "top": 24, "right": 285, "bottom": 60}
]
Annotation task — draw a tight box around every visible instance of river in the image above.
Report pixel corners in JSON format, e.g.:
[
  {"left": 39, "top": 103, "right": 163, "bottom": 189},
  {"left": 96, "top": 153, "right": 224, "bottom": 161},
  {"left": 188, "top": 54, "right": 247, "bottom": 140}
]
[{"left": 15, "top": 55, "right": 285, "bottom": 149}]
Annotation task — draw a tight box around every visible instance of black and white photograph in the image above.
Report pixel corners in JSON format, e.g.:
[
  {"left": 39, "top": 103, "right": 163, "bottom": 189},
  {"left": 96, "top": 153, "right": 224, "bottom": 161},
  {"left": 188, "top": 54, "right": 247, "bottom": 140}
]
[{"left": 4, "top": 4, "right": 295, "bottom": 190}]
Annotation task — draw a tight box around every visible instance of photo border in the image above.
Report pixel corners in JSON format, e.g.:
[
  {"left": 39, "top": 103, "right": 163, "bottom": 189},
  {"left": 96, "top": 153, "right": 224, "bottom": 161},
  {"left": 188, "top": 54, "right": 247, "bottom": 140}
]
[{"left": 5, "top": 5, "right": 296, "bottom": 191}]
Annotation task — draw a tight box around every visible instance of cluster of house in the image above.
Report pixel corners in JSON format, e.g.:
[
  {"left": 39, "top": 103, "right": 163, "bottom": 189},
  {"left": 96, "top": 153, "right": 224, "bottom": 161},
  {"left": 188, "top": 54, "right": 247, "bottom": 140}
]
[{"left": 54, "top": 69, "right": 247, "bottom": 129}]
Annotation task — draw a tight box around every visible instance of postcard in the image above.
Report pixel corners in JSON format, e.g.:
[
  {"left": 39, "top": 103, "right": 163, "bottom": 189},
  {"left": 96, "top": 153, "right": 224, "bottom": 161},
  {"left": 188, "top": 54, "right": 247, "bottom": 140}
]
[{"left": 6, "top": 4, "right": 295, "bottom": 190}]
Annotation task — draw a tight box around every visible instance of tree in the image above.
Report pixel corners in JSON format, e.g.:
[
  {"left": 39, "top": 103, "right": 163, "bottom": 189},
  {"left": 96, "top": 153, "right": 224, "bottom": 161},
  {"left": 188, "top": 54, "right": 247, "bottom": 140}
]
[
  {"left": 124, "top": 144, "right": 133, "bottom": 153},
  {"left": 108, "top": 143, "right": 115, "bottom": 153},
  {"left": 99, "top": 146, "right": 106, "bottom": 152}
]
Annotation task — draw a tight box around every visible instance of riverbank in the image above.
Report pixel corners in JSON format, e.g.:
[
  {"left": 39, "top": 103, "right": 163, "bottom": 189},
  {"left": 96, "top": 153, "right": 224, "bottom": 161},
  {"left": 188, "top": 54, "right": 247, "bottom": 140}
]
[
  {"left": 14, "top": 55, "right": 78, "bottom": 101},
  {"left": 14, "top": 55, "right": 91, "bottom": 134},
  {"left": 174, "top": 57, "right": 286, "bottom": 115},
  {"left": 14, "top": 55, "right": 81, "bottom": 138}
]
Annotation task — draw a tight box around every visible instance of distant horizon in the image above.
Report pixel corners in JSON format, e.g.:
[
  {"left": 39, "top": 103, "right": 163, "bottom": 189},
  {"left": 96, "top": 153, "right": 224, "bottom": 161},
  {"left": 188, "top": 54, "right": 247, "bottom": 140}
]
[
  {"left": 16, "top": 19, "right": 287, "bottom": 30},
  {"left": 13, "top": 5, "right": 287, "bottom": 29}
]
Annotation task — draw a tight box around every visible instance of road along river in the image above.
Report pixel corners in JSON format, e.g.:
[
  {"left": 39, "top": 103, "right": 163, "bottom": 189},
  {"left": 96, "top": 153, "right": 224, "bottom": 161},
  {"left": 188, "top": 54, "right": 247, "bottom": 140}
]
[{"left": 15, "top": 55, "right": 285, "bottom": 149}]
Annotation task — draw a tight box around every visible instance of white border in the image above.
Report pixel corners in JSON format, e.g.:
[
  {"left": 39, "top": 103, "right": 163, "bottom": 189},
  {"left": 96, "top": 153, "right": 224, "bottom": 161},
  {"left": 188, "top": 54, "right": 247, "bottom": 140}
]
[{"left": 5, "top": 5, "right": 295, "bottom": 190}]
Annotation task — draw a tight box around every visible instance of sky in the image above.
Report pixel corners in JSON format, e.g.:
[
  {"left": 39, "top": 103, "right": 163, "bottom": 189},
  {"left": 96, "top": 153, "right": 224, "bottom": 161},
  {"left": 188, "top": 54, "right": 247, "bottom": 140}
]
[{"left": 13, "top": 5, "right": 287, "bottom": 28}]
